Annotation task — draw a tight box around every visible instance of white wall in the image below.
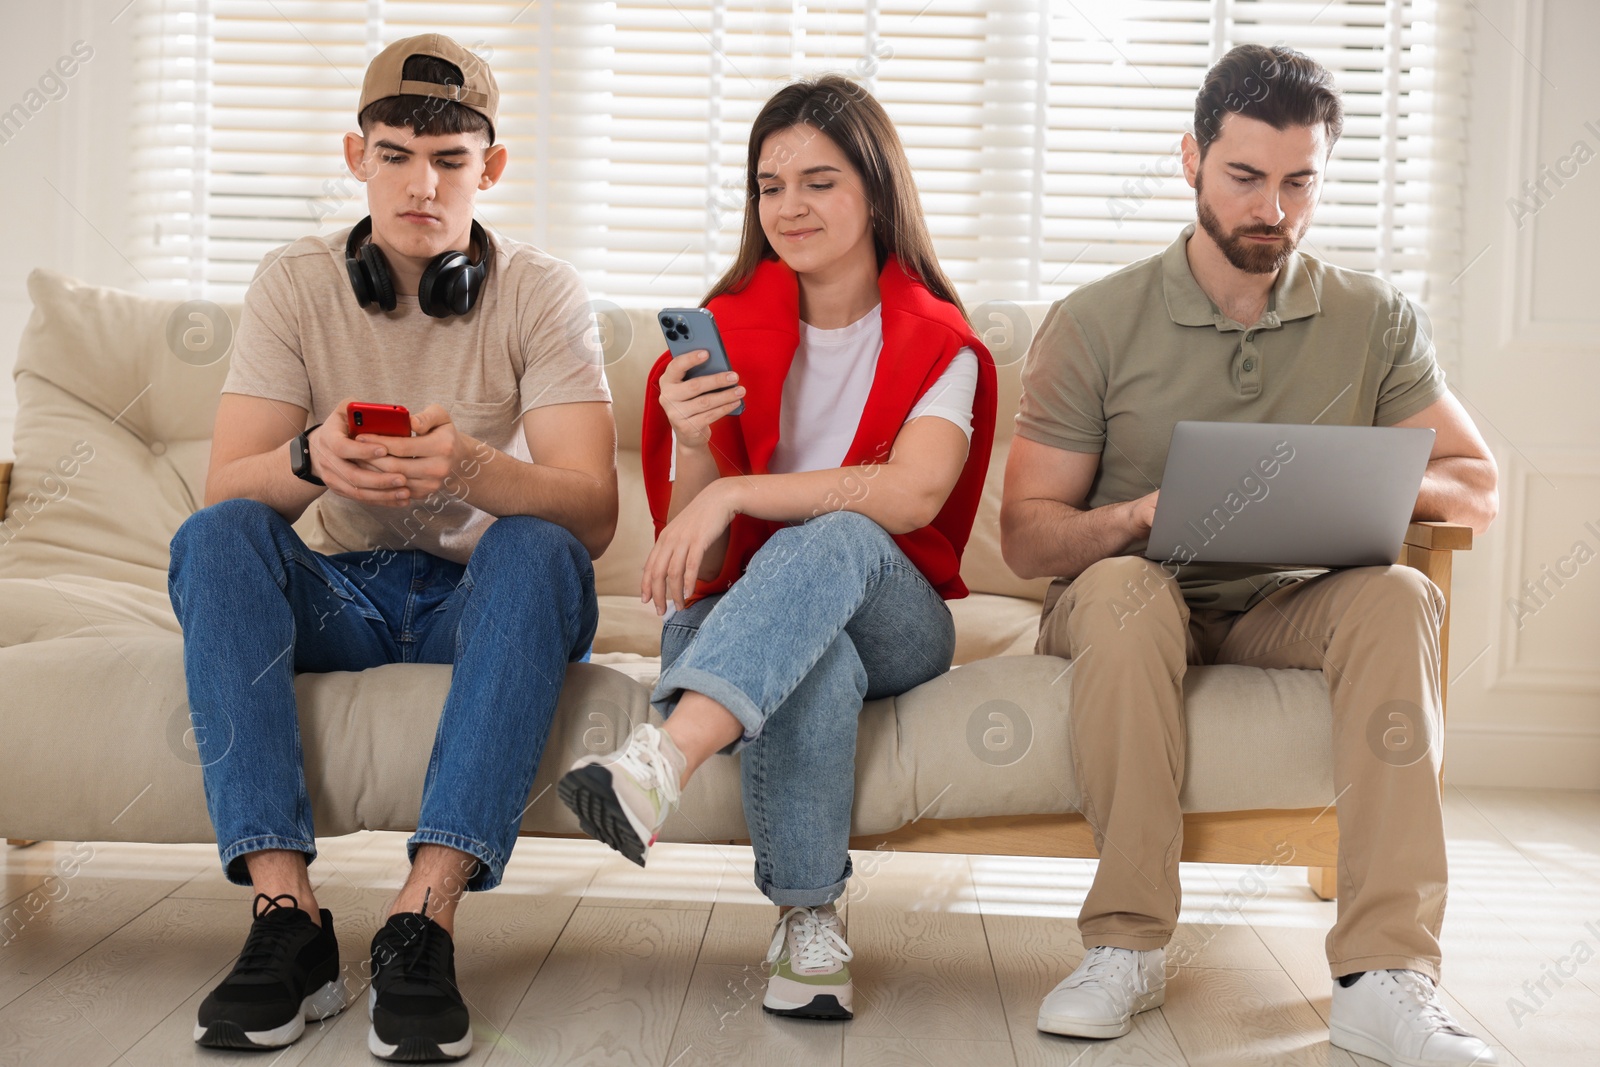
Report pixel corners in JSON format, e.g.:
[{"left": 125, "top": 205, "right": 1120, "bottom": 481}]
[
  {"left": 0, "top": 0, "right": 141, "bottom": 455},
  {"left": 1441, "top": 0, "right": 1600, "bottom": 787},
  {"left": 2, "top": 1, "right": 1595, "bottom": 787}
]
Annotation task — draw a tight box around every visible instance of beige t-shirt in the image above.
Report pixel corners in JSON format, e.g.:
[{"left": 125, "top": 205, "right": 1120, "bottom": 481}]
[
  {"left": 1017, "top": 224, "right": 1447, "bottom": 614},
  {"left": 223, "top": 225, "right": 612, "bottom": 564}
]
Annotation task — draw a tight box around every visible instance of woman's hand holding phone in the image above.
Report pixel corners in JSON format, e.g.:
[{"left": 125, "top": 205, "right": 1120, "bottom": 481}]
[
  {"left": 654, "top": 309, "right": 743, "bottom": 594},
  {"left": 658, "top": 350, "right": 746, "bottom": 447},
  {"left": 306, "top": 397, "right": 413, "bottom": 507}
]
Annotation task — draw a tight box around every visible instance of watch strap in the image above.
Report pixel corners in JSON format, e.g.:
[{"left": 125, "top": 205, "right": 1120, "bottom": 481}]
[{"left": 294, "top": 423, "right": 325, "bottom": 486}]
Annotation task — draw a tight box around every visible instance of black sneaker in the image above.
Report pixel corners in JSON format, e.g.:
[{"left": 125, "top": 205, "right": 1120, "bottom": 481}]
[
  {"left": 194, "top": 893, "right": 349, "bottom": 1049},
  {"left": 367, "top": 911, "right": 471, "bottom": 1061}
]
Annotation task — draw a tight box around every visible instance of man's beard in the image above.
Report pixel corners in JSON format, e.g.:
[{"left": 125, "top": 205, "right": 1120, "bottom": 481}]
[{"left": 1194, "top": 172, "right": 1304, "bottom": 275}]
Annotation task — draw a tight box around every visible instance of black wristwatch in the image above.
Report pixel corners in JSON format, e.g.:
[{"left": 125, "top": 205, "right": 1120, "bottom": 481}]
[{"left": 290, "top": 423, "right": 325, "bottom": 486}]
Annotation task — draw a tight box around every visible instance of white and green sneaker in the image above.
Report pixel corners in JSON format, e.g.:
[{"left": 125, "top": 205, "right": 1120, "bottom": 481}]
[
  {"left": 763, "top": 904, "right": 854, "bottom": 1020},
  {"left": 558, "top": 722, "right": 685, "bottom": 867}
]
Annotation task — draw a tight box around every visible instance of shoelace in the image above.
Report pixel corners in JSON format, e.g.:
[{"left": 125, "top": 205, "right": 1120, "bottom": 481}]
[
  {"left": 231, "top": 893, "right": 307, "bottom": 977},
  {"left": 614, "top": 725, "right": 682, "bottom": 812},
  {"left": 766, "top": 906, "right": 853, "bottom": 972},
  {"left": 1062, "top": 945, "right": 1138, "bottom": 990},
  {"left": 378, "top": 913, "right": 457, "bottom": 997},
  {"left": 1388, "top": 970, "right": 1470, "bottom": 1036}
]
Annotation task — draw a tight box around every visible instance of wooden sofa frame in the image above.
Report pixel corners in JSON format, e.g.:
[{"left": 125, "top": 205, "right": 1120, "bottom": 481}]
[{"left": 0, "top": 459, "right": 1472, "bottom": 900}]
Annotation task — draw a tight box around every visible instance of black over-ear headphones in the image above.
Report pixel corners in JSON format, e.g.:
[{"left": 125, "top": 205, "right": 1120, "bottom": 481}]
[{"left": 344, "top": 215, "right": 492, "bottom": 318}]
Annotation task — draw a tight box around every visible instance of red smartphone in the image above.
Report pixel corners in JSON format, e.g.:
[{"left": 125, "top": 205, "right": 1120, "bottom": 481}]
[{"left": 347, "top": 402, "right": 412, "bottom": 438}]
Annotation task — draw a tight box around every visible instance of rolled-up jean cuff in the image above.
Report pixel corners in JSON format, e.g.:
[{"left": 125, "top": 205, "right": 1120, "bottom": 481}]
[
  {"left": 650, "top": 665, "right": 767, "bottom": 753},
  {"left": 758, "top": 870, "right": 852, "bottom": 908},
  {"left": 407, "top": 829, "right": 504, "bottom": 892},
  {"left": 221, "top": 835, "right": 317, "bottom": 887}
]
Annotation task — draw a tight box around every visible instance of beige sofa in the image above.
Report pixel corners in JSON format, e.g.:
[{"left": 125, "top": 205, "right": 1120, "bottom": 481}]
[{"left": 0, "top": 268, "right": 1471, "bottom": 888}]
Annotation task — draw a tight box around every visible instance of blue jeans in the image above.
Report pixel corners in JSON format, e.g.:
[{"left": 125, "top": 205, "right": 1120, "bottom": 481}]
[
  {"left": 651, "top": 510, "right": 956, "bottom": 906},
  {"left": 167, "top": 498, "right": 598, "bottom": 891}
]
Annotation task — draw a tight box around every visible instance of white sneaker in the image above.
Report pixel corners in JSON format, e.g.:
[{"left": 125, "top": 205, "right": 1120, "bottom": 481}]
[
  {"left": 763, "top": 905, "right": 854, "bottom": 1020},
  {"left": 1037, "top": 945, "right": 1165, "bottom": 1038},
  {"left": 558, "top": 722, "right": 685, "bottom": 867},
  {"left": 1330, "top": 970, "right": 1499, "bottom": 1066}
]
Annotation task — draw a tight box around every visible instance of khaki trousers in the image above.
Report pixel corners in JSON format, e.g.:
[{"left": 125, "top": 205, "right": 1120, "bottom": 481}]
[{"left": 1037, "top": 556, "right": 1449, "bottom": 980}]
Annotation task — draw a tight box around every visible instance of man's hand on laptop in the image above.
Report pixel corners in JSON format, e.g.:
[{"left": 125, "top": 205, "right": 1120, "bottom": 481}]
[
  {"left": 1127, "top": 489, "right": 1159, "bottom": 536},
  {"left": 308, "top": 398, "right": 415, "bottom": 507},
  {"left": 358, "top": 404, "right": 478, "bottom": 503}
]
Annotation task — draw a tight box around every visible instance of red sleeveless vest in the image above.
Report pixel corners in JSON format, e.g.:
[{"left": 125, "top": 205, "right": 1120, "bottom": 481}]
[{"left": 641, "top": 255, "right": 997, "bottom": 604}]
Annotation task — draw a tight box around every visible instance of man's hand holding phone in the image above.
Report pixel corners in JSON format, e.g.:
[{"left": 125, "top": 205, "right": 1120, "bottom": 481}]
[
  {"left": 305, "top": 397, "right": 414, "bottom": 507},
  {"left": 355, "top": 403, "right": 475, "bottom": 501}
]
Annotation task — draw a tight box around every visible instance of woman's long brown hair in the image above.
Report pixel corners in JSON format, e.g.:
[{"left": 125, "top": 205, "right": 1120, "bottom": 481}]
[{"left": 703, "top": 74, "right": 966, "bottom": 320}]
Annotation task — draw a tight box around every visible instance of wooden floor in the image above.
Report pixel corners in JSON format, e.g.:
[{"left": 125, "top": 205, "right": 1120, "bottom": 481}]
[{"left": 2, "top": 785, "right": 1596, "bottom": 1066}]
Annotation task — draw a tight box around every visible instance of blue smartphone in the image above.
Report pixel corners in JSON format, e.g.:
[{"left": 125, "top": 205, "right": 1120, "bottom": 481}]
[{"left": 658, "top": 307, "right": 744, "bottom": 416}]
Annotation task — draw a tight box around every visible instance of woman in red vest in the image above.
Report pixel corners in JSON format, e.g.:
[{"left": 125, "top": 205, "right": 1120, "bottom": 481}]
[{"left": 559, "top": 74, "right": 996, "bottom": 1020}]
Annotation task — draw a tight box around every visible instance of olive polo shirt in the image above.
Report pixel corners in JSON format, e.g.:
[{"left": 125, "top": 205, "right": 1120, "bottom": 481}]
[{"left": 1016, "top": 223, "right": 1447, "bottom": 613}]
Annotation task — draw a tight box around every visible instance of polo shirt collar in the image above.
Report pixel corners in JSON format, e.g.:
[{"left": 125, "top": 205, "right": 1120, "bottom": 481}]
[{"left": 1162, "top": 222, "right": 1322, "bottom": 331}]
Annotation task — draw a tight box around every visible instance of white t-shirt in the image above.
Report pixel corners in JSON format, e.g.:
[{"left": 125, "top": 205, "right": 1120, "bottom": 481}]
[{"left": 670, "top": 303, "right": 978, "bottom": 479}]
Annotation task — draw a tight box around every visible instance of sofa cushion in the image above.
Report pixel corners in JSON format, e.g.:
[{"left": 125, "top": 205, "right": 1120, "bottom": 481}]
[
  {"left": 0, "top": 575, "right": 180, "bottom": 648},
  {"left": 963, "top": 441, "right": 1055, "bottom": 602},
  {"left": 0, "top": 638, "right": 1336, "bottom": 845},
  {"left": 594, "top": 594, "right": 668, "bottom": 658},
  {"left": 590, "top": 451, "right": 654, "bottom": 599},
  {"left": 2, "top": 273, "right": 234, "bottom": 592},
  {"left": 949, "top": 593, "right": 1041, "bottom": 662}
]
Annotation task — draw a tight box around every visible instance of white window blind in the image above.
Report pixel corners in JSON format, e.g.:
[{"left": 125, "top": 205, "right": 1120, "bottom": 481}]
[
  {"left": 131, "top": 0, "right": 1468, "bottom": 336},
  {"left": 130, "top": 0, "right": 605, "bottom": 293}
]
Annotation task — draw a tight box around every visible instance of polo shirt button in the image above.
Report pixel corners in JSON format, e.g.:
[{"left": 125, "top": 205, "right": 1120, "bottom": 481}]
[{"left": 1243, "top": 359, "right": 1255, "bottom": 372}]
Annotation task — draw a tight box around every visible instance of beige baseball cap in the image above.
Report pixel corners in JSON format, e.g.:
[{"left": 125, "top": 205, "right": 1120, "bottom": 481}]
[{"left": 358, "top": 33, "right": 499, "bottom": 141}]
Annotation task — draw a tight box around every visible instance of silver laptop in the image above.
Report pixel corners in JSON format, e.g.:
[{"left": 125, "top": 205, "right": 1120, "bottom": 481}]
[{"left": 1144, "top": 421, "right": 1435, "bottom": 568}]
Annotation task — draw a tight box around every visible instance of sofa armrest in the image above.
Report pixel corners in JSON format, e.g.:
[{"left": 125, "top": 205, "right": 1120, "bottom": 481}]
[
  {"left": 1399, "top": 521, "right": 1472, "bottom": 778},
  {"left": 1403, "top": 520, "right": 1473, "bottom": 552}
]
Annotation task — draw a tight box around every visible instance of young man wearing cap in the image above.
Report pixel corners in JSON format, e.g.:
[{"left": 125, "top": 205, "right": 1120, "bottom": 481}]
[
  {"left": 1001, "top": 45, "right": 1499, "bottom": 1066},
  {"left": 166, "top": 34, "right": 617, "bottom": 1061}
]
